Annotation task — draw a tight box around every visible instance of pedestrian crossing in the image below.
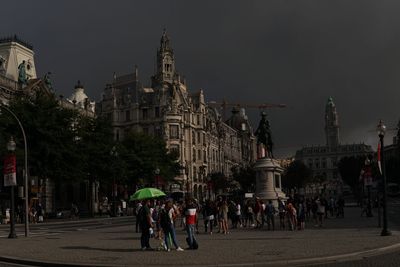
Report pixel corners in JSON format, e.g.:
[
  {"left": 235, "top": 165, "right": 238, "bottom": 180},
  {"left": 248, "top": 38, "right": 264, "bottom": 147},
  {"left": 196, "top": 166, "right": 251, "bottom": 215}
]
[
  {"left": 0, "top": 224, "right": 93, "bottom": 238},
  {"left": 0, "top": 217, "right": 134, "bottom": 239},
  {"left": 0, "top": 231, "right": 60, "bottom": 238}
]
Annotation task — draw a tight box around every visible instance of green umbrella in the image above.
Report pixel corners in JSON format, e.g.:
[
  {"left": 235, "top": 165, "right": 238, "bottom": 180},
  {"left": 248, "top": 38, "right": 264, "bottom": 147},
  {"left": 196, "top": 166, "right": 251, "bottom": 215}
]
[{"left": 130, "top": 187, "right": 166, "bottom": 201}]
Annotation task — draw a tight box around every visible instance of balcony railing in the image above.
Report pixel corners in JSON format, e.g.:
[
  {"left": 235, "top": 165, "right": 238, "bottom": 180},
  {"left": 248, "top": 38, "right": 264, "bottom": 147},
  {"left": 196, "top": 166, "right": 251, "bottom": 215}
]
[{"left": 0, "top": 75, "right": 19, "bottom": 91}]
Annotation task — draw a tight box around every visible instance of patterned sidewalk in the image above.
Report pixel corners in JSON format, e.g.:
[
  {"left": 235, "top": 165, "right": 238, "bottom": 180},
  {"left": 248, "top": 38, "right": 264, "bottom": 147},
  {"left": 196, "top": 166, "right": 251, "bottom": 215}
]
[{"left": 0, "top": 207, "right": 398, "bottom": 267}]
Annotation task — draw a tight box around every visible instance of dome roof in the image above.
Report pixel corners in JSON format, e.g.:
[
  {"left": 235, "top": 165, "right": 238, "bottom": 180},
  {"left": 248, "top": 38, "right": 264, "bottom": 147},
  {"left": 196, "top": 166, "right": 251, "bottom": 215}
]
[
  {"left": 225, "top": 107, "right": 251, "bottom": 132},
  {"left": 327, "top": 97, "right": 335, "bottom": 107},
  {"left": 69, "top": 80, "right": 88, "bottom": 105}
]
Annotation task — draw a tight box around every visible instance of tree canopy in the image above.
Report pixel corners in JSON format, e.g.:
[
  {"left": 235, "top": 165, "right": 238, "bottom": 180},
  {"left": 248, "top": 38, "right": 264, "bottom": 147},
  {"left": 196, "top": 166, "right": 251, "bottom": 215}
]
[
  {"left": 282, "top": 160, "right": 312, "bottom": 189},
  {"left": 338, "top": 156, "right": 365, "bottom": 195},
  {"left": 119, "top": 132, "right": 181, "bottom": 186},
  {"left": 231, "top": 164, "right": 256, "bottom": 193},
  {"left": 0, "top": 93, "right": 81, "bottom": 181},
  {"left": 0, "top": 93, "right": 180, "bottom": 190}
]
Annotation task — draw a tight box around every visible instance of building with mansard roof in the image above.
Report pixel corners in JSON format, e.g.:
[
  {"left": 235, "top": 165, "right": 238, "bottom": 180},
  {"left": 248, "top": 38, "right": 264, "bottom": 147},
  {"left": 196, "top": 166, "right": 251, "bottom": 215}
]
[
  {"left": 97, "top": 30, "right": 256, "bottom": 200},
  {"left": 0, "top": 35, "right": 97, "bottom": 214},
  {"left": 295, "top": 97, "right": 373, "bottom": 195}
]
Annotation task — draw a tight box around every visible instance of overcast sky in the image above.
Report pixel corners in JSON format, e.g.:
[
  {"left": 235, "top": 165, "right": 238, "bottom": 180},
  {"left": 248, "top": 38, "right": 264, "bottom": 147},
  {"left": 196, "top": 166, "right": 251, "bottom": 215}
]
[{"left": 1, "top": 0, "right": 399, "bottom": 157}]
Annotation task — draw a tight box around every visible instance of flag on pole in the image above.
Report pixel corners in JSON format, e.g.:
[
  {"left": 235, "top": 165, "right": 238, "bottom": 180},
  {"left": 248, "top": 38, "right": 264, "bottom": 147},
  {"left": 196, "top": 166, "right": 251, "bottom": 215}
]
[{"left": 377, "top": 143, "right": 382, "bottom": 175}]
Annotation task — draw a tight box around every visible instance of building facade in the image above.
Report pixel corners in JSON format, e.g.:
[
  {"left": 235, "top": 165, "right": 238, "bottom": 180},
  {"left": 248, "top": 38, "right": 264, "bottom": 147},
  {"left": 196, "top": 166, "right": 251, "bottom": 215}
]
[
  {"left": 296, "top": 97, "right": 373, "bottom": 195},
  {"left": 97, "top": 30, "right": 256, "bottom": 200},
  {"left": 0, "top": 35, "right": 97, "bottom": 215}
]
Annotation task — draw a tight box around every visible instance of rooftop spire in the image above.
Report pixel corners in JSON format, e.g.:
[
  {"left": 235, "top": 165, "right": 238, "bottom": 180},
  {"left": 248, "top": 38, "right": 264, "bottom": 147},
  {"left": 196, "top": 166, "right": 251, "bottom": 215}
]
[
  {"left": 160, "top": 28, "right": 172, "bottom": 52},
  {"left": 134, "top": 65, "right": 139, "bottom": 81},
  {"left": 74, "top": 80, "right": 83, "bottom": 89}
]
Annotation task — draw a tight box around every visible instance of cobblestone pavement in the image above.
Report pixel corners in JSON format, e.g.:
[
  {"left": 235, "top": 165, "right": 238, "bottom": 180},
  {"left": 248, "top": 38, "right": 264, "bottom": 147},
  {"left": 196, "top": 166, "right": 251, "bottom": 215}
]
[{"left": 0, "top": 207, "right": 398, "bottom": 267}]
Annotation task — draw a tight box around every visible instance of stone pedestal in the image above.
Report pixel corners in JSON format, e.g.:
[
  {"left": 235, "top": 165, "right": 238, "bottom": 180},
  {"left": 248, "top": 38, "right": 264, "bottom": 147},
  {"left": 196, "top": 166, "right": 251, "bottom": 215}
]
[{"left": 255, "top": 157, "right": 286, "bottom": 207}]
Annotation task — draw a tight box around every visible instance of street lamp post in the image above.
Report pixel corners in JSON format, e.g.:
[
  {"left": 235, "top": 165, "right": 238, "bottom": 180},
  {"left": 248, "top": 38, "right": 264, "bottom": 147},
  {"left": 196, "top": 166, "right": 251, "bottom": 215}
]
[
  {"left": 110, "top": 146, "right": 118, "bottom": 217},
  {"left": 184, "top": 163, "right": 190, "bottom": 198},
  {"left": 207, "top": 175, "right": 212, "bottom": 200},
  {"left": 199, "top": 166, "right": 206, "bottom": 200},
  {"left": 0, "top": 104, "right": 29, "bottom": 237},
  {"left": 154, "top": 168, "right": 160, "bottom": 189},
  {"left": 6, "top": 137, "right": 17, "bottom": 238},
  {"left": 377, "top": 120, "right": 391, "bottom": 236}
]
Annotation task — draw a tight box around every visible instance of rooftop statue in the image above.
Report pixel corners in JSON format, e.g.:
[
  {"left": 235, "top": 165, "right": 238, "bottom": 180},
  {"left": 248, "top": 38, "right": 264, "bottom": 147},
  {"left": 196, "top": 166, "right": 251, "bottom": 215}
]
[
  {"left": 18, "top": 60, "right": 27, "bottom": 85},
  {"left": 255, "top": 111, "right": 273, "bottom": 158},
  {"left": 44, "top": 72, "right": 52, "bottom": 90}
]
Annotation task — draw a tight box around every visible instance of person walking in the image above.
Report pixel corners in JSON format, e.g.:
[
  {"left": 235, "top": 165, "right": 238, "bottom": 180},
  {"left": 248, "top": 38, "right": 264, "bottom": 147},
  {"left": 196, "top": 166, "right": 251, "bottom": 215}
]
[
  {"left": 220, "top": 200, "right": 229, "bottom": 234},
  {"left": 336, "top": 197, "right": 345, "bottom": 218},
  {"left": 233, "top": 201, "right": 242, "bottom": 228},
  {"left": 135, "top": 201, "right": 142, "bottom": 233},
  {"left": 37, "top": 203, "right": 44, "bottom": 223},
  {"left": 246, "top": 201, "right": 254, "bottom": 227},
  {"left": 278, "top": 198, "right": 286, "bottom": 230},
  {"left": 160, "top": 201, "right": 184, "bottom": 252},
  {"left": 265, "top": 200, "right": 276, "bottom": 231},
  {"left": 203, "top": 200, "right": 214, "bottom": 234},
  {"left": 315, "top": 196, "right": 325, "bottom": 227},
  {"left": 138, "top": 199, "right": 153, "bottom": 250},
  {"left": 254, "top": 198, "right": 263, "bottom": 228},
  {"left": 184, "top": 198, "right": 198, "bottom": 249},
  {"left": 297, "top": 200, "right": 306, "bottom": 230},
  {"left": 286, "top": 201, "right": 297, "bottom": 231}
]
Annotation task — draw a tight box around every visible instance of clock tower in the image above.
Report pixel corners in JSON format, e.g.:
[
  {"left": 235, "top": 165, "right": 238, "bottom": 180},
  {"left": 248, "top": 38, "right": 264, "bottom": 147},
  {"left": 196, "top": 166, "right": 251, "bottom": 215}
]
[
  {"left": 153, "top": 29, "right": 176, "bottom": 84},
  {"left": 325, "top": 97, "right": 340, "bottom": 149}
]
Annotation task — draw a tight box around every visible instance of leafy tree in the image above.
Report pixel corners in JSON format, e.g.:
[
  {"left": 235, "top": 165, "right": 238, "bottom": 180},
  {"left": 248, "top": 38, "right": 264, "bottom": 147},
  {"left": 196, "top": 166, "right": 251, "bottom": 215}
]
[
  {"left": 119, "top": 132, "right": 180, "bottom": 186},
  {"left": 231, "top": 164, "right": 256, "bottom": 193},
  {"left": 0, "top": 93, "right": 82, "bottom": 182},
  {"left": 282, "top": 160, "right": 312, "bottom": 190},
  {"left": 73, "top": 115, "right": 116, "bottom": 216},
  {"left": 338, "top": 156, "right": 365, "bottom": 196},
  {"left": 209, "top": 172, "right": 229, "bottom": 193},
  {"left": 74, "top": 114, "right": 116, "bottom": 183}
]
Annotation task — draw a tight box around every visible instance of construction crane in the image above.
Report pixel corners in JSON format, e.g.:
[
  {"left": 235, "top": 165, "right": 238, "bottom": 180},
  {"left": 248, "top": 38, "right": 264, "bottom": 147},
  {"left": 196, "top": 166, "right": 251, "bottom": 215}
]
[{"left": 208, "top": 99, "right": 286, "bottom": 120}]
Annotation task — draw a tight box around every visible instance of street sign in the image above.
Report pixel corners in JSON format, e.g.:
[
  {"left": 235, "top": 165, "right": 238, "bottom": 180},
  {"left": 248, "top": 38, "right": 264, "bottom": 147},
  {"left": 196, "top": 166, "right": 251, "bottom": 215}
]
[{"left": 3, "top": 155, "right": 16, "bottom": 187}]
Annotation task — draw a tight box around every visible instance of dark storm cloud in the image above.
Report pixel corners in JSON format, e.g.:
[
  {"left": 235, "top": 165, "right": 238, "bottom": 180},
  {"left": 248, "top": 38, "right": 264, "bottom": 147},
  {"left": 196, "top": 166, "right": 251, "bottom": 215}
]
[{"left": 1, "top": 0, "right": 400, "bottom": 156}]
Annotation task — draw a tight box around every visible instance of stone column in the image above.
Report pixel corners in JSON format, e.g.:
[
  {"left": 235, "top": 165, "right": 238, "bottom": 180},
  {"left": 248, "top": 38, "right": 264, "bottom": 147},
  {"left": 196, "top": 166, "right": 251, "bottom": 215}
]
[{"left": 255, "top": 158, "right": 286, "bottom": 208}]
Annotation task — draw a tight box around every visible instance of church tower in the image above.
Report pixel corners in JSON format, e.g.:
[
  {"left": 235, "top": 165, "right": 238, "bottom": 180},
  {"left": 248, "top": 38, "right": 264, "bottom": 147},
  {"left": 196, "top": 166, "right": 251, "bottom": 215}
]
[
  {"left": 154, "top": 29, "right": 176, "bottom": 84},
  {"left": 325, "top": 97, "right": 340, "bottom": 149}
]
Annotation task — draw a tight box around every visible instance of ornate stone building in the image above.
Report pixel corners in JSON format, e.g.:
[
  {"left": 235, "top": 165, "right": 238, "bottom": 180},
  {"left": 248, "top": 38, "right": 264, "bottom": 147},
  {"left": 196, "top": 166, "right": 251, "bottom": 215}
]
[
  {"left": 0, "top": 35, "right": 97, "bottom": 214},
  {"left": 295, "top": 97, "right": 373, "bottom": 195},
  {"left": 97, "top": 30, "right": 256, "bottom": 200}
]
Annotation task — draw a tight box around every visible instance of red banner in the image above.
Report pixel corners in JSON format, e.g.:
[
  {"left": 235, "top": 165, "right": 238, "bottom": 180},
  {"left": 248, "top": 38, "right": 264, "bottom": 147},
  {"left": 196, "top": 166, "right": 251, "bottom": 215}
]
[{"left": 3, "top": 154, "right": 16, "bottom": 186}]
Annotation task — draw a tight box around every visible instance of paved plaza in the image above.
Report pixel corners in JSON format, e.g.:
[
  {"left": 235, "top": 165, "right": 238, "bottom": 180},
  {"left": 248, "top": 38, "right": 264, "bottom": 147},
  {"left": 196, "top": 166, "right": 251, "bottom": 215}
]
[{"left": 0, "top": 207, "right": 398, "bottom": 266}]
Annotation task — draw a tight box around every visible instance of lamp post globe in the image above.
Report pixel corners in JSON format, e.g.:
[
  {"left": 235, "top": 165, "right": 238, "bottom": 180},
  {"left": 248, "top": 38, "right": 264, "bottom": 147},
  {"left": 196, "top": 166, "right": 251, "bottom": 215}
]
[
  {"left": 110, "top": 146, "right": 118, "bottom": 217},
  {"left": 7, "top": 137, "right": 16, "bottom": 152},
  {"left": 7, "top": 137, "right": 17, "bottom": 239},
  {"left": 377, "top": 120, "right": 391, "bottom": 236},
  {"left": 377, "top": 120, "right": 386, "bottom": 138},
  {"left": 0, "top": 104, "right": 29, "bottom": 237}
]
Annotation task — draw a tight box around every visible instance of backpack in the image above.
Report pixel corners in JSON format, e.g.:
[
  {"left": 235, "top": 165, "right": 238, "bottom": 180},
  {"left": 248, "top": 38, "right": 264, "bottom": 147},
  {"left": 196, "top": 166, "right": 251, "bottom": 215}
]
[
  {"left": 138, "top": 206, "right": 150, "bottom": 229},
  {"left": 159, "top": 209, "right": 172, "bottom": 229},
  {"left": 152, "top": 207, "right": 160, "bottom": 222}
]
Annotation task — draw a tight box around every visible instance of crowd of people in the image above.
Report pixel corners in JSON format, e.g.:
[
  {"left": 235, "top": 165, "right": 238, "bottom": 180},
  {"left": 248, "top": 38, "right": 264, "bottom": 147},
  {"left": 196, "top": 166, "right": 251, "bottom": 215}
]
[{"left": 134, "top": 195, "right": 346, "bottom": 252}]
